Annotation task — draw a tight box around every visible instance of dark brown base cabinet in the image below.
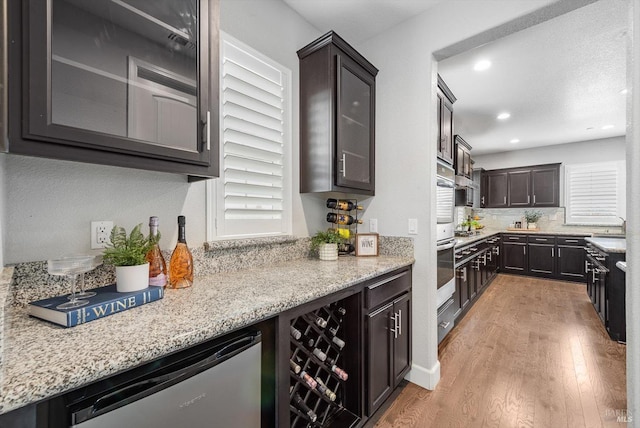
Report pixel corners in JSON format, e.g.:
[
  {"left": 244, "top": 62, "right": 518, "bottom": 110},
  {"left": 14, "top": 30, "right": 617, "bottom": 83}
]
[{"left": 500, "top": 234, "right": 586, "bottom": 282}]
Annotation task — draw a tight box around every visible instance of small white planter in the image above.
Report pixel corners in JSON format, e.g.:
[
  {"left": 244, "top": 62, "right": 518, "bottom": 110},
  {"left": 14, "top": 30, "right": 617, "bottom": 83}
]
[
  {"left": 528, "top": 222, "right": 538, "bottom": 229},
  {"left": 116, "top": 263, "right": 150, "bottom": 292},
  {"left": 318, "top": 243, "right": 338, "bottom": 261}
]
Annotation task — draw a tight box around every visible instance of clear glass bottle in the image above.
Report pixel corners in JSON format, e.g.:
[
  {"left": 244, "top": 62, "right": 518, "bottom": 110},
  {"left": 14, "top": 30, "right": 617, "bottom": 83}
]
[
  {"left": 169, "top": 215, "right": 193, "bottom": 288},
  {"left": 146, "top": 216, "right": 167, "bottom": 287}
]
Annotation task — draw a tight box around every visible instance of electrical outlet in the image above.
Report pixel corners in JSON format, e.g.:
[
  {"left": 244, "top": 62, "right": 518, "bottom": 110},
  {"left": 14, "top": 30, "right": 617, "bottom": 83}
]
[
  {"left": 369, "top": 218, "right": 378, "bottom": 233},
  {"left": 91, "top": 221, "right": 114, "bottom": 249}
]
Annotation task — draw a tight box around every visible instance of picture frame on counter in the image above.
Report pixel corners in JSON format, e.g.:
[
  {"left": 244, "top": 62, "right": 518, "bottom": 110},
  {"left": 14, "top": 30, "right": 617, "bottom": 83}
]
[{"left": 355, "top": 233, "right": 379, "bottom": 257}]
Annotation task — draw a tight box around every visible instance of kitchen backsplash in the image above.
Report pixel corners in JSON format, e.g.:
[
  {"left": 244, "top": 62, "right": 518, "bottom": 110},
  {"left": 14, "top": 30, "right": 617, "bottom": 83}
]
[
  {"left": 455, "top": 206, "right": 624, "bottom": 235},
  {"left": 7, "top": 236, "right": 414, "bottom": 307}
]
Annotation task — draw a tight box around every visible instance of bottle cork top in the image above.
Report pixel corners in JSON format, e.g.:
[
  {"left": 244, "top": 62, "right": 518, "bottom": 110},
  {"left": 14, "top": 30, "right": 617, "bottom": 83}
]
[{"left": 178, "top": 215, "right": 186, "bottom": 226}]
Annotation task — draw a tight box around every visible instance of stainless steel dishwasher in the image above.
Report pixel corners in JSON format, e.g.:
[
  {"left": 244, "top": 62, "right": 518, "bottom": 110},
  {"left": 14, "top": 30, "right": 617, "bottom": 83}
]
[{"left": 68, "top": 331, "right": 261, "bottom": 428}]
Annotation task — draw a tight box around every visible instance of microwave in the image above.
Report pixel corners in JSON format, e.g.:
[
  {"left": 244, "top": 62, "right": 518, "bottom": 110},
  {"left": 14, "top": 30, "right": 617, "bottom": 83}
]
[{"left": 455, "top": 186, "right": 474, "bottom": 207}]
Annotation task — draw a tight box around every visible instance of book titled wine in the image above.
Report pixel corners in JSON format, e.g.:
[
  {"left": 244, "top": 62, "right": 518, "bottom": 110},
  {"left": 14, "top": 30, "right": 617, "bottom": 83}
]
[{"left": 28, "top": 285, "right": 164, "bottom": 328}]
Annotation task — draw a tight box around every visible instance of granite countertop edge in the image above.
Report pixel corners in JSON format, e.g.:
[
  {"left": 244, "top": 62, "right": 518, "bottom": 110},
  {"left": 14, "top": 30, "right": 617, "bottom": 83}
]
[
  {"left": 454, "top": 228, "right": 625, "bottom": 248},
  {"left": 0, "top": 256, "right": 413, "bottom": 416},
  {"left": 585, "top": 237, "right": 627, "bottom": 253}
]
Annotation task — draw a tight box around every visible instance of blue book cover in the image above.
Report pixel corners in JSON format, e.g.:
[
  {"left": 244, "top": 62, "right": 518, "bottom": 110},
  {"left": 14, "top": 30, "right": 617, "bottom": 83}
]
[{"left": 28, "top": 285, "right": 164, "bottom": 327}]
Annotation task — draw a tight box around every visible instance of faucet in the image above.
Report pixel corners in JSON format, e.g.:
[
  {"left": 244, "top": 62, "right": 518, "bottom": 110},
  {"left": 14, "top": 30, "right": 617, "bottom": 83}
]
[{"left": 619, "top": 217, "right": 626, "bottom": 234}]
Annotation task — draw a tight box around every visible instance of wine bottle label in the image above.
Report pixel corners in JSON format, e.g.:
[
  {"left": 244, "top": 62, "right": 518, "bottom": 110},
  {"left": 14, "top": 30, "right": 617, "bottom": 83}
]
[
  {"left": 148, "top": 273, "right": 167, "bottom": 287},
  {"left": 299, "top": 371, "right": 317, "bottom": 389}
]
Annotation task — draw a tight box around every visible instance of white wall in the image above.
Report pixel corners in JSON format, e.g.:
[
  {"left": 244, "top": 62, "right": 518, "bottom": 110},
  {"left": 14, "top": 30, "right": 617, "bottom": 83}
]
[
  {"left": 357, "top": 0, "right": 570, "bottom": 389},
  {"left": 473, "top": 136, "right": 626, "bottom": 170},
  {"left": 2, "top": 0, "right": 320, "bottom": 265},
  {"left": 0, "top": 153, "right": 5, "bottom": 268}
]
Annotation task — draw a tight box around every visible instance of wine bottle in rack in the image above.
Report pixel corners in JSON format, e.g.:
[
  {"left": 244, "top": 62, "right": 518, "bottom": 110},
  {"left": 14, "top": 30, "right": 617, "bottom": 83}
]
[
  {"left": 330, "top": 364, "right": 349, "bottom": 381},
  {"left": 303, "top": 336, "right": 327, "bottom": 362},
  {"left": 315, "top": 377, "right": 337, "bottom": 401},
  {"left": 299, "top": 370, "right": 317, "bottom": 389},
  {"left": 330, "top": 335, "right": 345, "bottom": 350},
  {"left": 292, "top": 393, "right": 318, "bottom": 423},
  {"left": 290, "top": 359, "right": 301, "bottom": 374},
  {"left": 326, "top": 213, "right": 363, "bottom": 226},
  {"left": 326, "top": 198, "right": 363, "bottom": 211},
  {"left": 306, "top": 313, "right": 327, "bottom": 329},
  {"left": 290, "top": 325, "right": 302, "bottom": 340}
]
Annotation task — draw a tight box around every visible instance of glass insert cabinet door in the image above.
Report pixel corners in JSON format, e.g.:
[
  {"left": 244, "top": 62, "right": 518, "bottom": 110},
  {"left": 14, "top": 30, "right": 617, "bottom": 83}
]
[
  {"left": 335, "top": 53, "right": 375, "bottom": 193},
  {"left": 24, "top": 0, "right": 213, "bottom": 167}
]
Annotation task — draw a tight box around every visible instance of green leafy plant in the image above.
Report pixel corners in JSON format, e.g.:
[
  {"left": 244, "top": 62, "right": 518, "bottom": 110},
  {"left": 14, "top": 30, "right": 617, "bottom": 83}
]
[
  {"left": 310, "top": 230, "right": 345, "bottom": 251},
  {"left": 103, "top": 224, "right": 159, "bottom": 266},
  {"left": 524, "top": 210, "right": 543, "bottom": 223}
]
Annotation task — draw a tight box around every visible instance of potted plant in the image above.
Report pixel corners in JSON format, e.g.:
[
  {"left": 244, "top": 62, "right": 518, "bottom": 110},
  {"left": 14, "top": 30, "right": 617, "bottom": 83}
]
[
  {"left": 524, "top": 210, "right": 543, "bottom": 229},
  {"left": 103, "top": 224, "right": 158, "bottom": 292},
  {"left": 310, "top": 230, "right": 345, "bottom": 261}
]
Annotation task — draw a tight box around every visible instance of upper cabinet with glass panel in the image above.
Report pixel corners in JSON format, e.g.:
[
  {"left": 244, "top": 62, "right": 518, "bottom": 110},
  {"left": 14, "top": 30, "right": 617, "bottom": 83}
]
[{"left": 3, "top": 0, "right": 219, "bottom": 179}]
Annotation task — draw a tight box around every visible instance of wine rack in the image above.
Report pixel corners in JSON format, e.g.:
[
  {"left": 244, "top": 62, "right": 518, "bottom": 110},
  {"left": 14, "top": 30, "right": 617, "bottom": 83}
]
[
  {"left": 289, "top": 302, "right": 359, "bottom": 427},
  {"left": 325, "top": 198, "right": 361, "bottom": 255}
]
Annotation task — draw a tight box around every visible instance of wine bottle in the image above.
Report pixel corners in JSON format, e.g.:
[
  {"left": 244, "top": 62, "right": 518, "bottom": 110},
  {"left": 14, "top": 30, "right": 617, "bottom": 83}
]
[
  {"left": 331, "top": 364, "right": 349, "bottom": 381},
  {"left": 146, "top": 216, "right": 167, "bottom": 287},
  {"left": 336, "top": 307, "right": 347, "bottom": 316},
  {"left": 169, "top": 216, "right": 193, "bottom": 289},
  {"left": 302, "top": 332, "right": 327, "bottom": 361},
  {"left": 331, "top": 335, "right": 345, "bottom": 350},
  {"left": 326, "top": 213, "right": 363, "bottom": 226},
  {"left": 299, "top": 370, "right": 317, "bottom": 389},
  {"left": 307, "top": 313, "right": 327, "bottom": 329},
  {"left": 290, "top": 359, "right": 301, "bottom": 374},
  {"left": 290, "top": 325, "right": 302, "bottom": 340},
  {"left": 315, "top": 377, "right": 337, "bottom": 401},
  {"left": 292, "top": 393, "right": 317, "bottom": 423},
  {"left": 326, "top": 198, "right": 363, "bottom": 211}
]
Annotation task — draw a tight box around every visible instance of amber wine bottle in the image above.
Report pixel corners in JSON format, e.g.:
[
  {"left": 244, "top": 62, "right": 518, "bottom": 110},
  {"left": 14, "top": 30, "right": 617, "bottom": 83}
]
[
  {"left": 326, "top": 198, "right": 363, "bottom": 211},
  {"left": 326, "top": 213, "right": 363, "bottom": 226},
  {"left": 169, "top": 216, "right": 193, "bottom": 289},
  {"left": 146, "top": 217, "right": 167, "bottom": 287}
]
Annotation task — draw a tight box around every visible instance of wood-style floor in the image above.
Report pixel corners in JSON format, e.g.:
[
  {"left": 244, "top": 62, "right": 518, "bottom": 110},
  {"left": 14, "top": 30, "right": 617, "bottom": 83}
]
[{"left": 374, "top": 274, "right": 627, "bottom": 428}]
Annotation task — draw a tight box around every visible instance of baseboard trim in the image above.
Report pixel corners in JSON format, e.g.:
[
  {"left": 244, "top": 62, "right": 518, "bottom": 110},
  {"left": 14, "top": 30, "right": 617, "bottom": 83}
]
[{"left": 405, "top": 360, "right": 440, "bottom": 390}]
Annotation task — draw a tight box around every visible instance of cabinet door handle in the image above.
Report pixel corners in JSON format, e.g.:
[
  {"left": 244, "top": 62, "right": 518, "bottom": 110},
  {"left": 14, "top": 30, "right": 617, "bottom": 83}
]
[
  {"left": 206, "top": 111, "right": 211, "bottom": 151},
  {"left": 527, "top": 195, "right": 530, "bottom": 204},
  {"left": 340, "top": 153, "right": 347, "bottom": 177},
  {"left": 558, "top": 248, "right": 561, "bottom": 257},
  {"left": 398, "top": 309, "right": 402, "bottom": 337},
  {"left": 524, "top": 246, "right": 526, "bottom": 255},
  {"left": 533, "top": 194, "right": 536, "bottom": 204},
  {"left": 390, "top": 311, "right": 399, "bottom": 339},
  {"left": 463, "top": 268, "right": 467, "bottom": 282},
  {"left": 552, "top": 247, "right": 554, "bottom": 257},
  {"left": 439, "top": 321, "right": 451, "bottom": 329},
  {"left": 503, "top": 196, "right": 507, "bottom": 205}
]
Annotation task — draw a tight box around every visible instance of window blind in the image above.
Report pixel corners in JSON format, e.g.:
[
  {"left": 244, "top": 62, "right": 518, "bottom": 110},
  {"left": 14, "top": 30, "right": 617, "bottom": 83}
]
[
  {"left": 565, "top": 161, "right": 625, "bottom": 225},
  {"left": 215, "top": 35, "right": 291, "bottom": 237}
]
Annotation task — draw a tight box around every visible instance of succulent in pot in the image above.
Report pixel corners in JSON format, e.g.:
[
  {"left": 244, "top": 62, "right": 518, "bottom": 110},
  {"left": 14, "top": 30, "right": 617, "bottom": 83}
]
[
  {"left": 310, "top": 230, "right": 345, "bottom": 261},
  {"left": 103, "top": 224, "right": 158, "bottom": 292},
  {"left": 524, "top": 210, "right": 543, "bottom": 229}
]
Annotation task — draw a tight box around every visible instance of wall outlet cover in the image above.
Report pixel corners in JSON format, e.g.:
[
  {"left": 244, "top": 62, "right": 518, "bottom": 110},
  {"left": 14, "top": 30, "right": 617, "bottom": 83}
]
[
  {"left": 91, "top": 221, "right": 114, "bottom": 249},
  {"left": 369, "top": 218, "right": 378, "bottom": 233}
]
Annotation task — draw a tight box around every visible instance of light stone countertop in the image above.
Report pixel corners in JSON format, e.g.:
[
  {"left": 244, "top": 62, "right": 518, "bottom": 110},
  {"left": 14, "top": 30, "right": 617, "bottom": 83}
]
[
  {"left": 0, "top": 255, "right": 413, "bottom": 416},
  {"left": 454, "top": 228, "right": 608, "bottom": 248},
  {"left": 585, "top": 237, "right": 627, "bottom": 254}
]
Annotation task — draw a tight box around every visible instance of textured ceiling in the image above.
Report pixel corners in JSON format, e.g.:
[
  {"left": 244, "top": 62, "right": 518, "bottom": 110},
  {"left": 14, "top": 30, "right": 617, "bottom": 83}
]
[{"left": 438, "top": 0, "right": 628, "bottom": 155}]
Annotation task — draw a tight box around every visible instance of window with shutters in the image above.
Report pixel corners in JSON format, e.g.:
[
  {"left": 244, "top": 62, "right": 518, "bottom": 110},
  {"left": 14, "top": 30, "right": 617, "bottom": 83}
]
[
  {"left": 565, "top": 161, "right": 626, "bottom": 225},
  {"left": 207, "top": 33, "right": 291, "bottom": 239}
]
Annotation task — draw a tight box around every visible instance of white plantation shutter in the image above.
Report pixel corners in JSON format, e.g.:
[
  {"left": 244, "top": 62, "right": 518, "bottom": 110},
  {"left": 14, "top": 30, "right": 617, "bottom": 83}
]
[
  {"left": 565, "top": 161, "right": 625, "bottom": 225},
  {"left": 213, "top": 34, "right": 291, "bottom": 238}
]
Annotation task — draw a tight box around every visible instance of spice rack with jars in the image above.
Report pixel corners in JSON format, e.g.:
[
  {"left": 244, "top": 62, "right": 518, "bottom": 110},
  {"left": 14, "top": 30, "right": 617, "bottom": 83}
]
[
  {"left": 325, "top": 199, "right": 362, "bottom": 255},
  {"left": 288, "top": 300, "right": 360, "bottom": 427}
]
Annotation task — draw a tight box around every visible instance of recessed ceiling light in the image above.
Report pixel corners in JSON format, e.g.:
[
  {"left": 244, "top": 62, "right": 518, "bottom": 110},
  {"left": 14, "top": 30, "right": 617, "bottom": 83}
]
[
  {"left": 602, "top": 124, "right": 614, "bottom": 130},
  {"left": 586, "top": 127, "right": 594, "bottom": 130},
  {"left": 510, "top": 139, "right": 520, "bottom": 144},
  {"left": 497, "top": 112, "right": 511, "bottom": 120},
  {"left": 473, "top": 60, "right": 492, "bottom": 71},
  {"left": 620, "top": 89, "right": 628, "bottom": 95}
]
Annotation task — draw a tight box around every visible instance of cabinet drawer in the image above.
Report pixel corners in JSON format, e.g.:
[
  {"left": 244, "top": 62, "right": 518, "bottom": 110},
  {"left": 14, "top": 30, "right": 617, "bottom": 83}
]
[
  {"left": 365, "top": 269, "right": 411, "bottom": 309},
  {"left": 557, "top": 236, "right": 586, "bottom": 246},
  {"left": 527, "top": 235, "right": 556, "bottom": 244},
  {"left": 502, "top": 234, "right": 527, "bottom": 243},
  {"left": 437, "top": 298, "right": 456, "bottom": 343}
]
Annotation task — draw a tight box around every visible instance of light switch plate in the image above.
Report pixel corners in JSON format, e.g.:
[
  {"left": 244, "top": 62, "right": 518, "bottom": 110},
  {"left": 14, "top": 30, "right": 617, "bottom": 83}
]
[
  {"left": 408, "top": 218, "right": 418, "bottom": 235},
  {"left": 369, "top": 219, "right": 378, "bottom": 233}
]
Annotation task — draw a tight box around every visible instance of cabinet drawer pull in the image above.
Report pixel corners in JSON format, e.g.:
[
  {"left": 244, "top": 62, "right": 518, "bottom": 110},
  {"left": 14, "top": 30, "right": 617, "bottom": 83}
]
[
  {"left": 509, "top": 237, "right": 520, "bottom": 240},
  {"left": 439, "top": 321, "right": 451, "bottom": 329},
  {"left": 535, "top": 238, "right": 547, "bottom": 241},
  {"left": 566, "top": 239, "right": 579, "bottom": 243}
]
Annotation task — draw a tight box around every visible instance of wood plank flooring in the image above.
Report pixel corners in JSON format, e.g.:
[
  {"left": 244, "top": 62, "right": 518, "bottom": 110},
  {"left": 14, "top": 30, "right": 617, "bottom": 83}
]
[{"left": 374, "top": 274, "right": 627, "bottom": 428}]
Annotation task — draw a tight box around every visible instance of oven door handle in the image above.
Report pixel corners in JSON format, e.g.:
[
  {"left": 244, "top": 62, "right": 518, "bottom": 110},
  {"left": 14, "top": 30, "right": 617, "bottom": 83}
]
[
  {"left": 437, "top": 178, "right": 455, "bottom": 188},
  {"left": 437, "top": 240, "right": 457, "bottom": 251}
]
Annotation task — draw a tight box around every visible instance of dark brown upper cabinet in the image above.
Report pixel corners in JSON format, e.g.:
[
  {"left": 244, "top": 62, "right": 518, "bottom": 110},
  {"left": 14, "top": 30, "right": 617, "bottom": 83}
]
[
  {"left": 4, "top": 0, "right": 219, "bottom": 180},
  {"left": 437, "top": 75, "right": 456, "bottom": 166},
  {"left": 298, "top": 31, "right": 378, "bottom": 196},
  {"left": 484, "top": 164, "right": 560, "bottom": 208},
  {"left": 454, "top": 135, "right": 472, "bottom": 179}
]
